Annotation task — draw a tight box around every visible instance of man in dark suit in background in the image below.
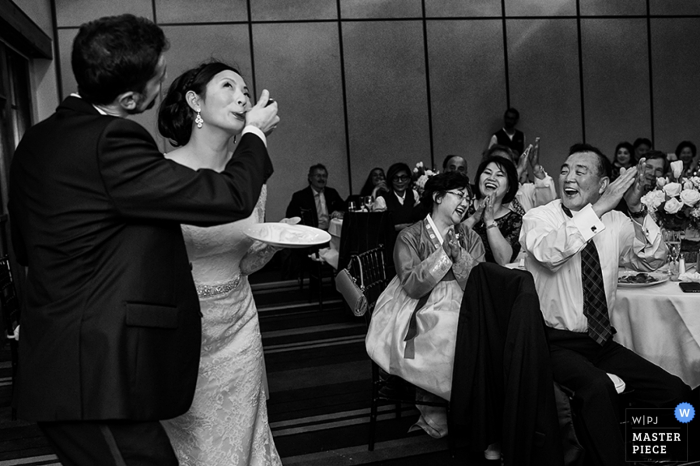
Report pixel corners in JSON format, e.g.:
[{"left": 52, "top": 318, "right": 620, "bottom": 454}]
[
  {"left": 286, "top": 163, "right": 345, "bottom": 229},
  {"left": 8, "top": 14, "right": 279, "bottom": 466}
]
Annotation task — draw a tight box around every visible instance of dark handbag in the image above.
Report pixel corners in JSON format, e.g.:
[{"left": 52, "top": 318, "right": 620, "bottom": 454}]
[{"left": 335, "top": 256, "right": 368, "bottom": 317}]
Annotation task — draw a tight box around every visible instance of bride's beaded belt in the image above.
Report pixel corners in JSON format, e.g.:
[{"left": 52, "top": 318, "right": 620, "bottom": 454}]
[{"left": 195, "top": 275, "right": 242, "bottom": 298}]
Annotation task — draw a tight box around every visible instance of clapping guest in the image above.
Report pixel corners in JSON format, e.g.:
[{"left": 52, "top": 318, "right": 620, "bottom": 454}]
[
  {"left": 675, "top": 140, "right": 698, "bottom": 177},
  {"left": 519, "top": 143, "right": 691, "bottom": 466},
  {"left": 464, "top": 155, "right": 522, "bottom": 265},
  {"left": 366, "top": 172, "right": 485, "bottom": 438},
  {"left": 376, "top": 162, "right": 420, "bottom": 231},
  {"left": 610, "top": 141, "right": 634, "bottom": 181}
]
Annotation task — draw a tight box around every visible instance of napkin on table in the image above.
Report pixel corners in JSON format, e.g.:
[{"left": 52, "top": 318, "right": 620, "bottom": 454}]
[{"left": 678, "top": 271, "right": 700, "bottom": 283}]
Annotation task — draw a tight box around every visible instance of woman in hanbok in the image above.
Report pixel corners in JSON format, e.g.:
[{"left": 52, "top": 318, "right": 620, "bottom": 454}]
[
  {"left": 157, "top": 61, "right": 285, "bottom": 466},
  {"left": 366, "top": 171, "right": 485, "bottom": 438}
]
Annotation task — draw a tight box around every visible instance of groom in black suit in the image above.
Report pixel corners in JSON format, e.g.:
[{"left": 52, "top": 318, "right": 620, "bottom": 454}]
[{"left": 8, "top": 14, "right": 279, "bottom": 466}]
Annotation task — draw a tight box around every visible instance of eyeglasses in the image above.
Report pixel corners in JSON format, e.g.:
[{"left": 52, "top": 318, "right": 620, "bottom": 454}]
[
  {"left": 393, "top": 175, "right": 411, "bottom": 181},
  {"left": 446, "top": 190, "right": 472, "bottom": 202}
]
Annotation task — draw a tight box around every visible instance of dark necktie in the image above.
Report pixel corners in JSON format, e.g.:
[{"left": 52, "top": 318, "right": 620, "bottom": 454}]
[{"left": 562, "top": 205, "right": 612, "bottom": 345}]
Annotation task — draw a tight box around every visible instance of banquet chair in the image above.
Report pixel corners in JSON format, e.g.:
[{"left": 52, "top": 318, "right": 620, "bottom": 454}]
[
  {"left": 0, "top": 255, "right": 20, "bottom": 420},
  {"left": 353, "top": 246, "right": 455, "bottom": 455}
]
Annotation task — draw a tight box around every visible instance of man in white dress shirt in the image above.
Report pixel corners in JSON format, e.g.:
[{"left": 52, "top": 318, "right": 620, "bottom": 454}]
[{"left": 520, "top": 143, "right": 691, "bottom": 466}]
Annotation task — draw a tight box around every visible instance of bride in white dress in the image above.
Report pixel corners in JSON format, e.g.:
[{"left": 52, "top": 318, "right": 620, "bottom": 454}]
[{"left": 158, "top": 61, "right": 286, "bottom": 465}]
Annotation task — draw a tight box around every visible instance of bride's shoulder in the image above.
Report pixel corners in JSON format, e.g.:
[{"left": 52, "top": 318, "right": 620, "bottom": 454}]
[{"left": 164, "top": 148, "right": 198, "bottom": 170}]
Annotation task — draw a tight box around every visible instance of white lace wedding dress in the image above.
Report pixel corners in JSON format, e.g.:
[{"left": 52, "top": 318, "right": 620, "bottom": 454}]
[{"left": 163, "top": 186, "right": 282, "bottom": 466}]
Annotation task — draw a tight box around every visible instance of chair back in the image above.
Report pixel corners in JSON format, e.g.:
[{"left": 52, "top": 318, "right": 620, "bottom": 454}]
[
  {"left": 348, "top": 245, "right": 388, "bottom": 320},
  {"left": 338, "top": 211, "right": 395, "bottom": 276},
  {"left": 0, "top": 255, "right": 19, "bottom": 341}
]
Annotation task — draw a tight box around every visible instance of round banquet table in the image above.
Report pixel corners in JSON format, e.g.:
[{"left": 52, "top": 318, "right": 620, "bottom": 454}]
[{"left": 612, "top": 274, "right": 700, "bottom": 389}]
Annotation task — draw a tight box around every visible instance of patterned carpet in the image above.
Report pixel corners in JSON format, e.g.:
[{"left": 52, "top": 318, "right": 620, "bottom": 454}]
[{"left": 0, "top": 271, "right": 489, "bottom": 466}]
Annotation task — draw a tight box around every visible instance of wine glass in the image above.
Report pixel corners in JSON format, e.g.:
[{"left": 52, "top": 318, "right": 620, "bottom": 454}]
[{"left": 362, "top": 196, "right": 373, "bottom": 212}]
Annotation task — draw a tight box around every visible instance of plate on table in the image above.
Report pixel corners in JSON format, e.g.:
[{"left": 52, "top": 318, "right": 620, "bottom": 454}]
[
  {"left": 245, "top": 223, "right": 331, "bottom": 248},
  {"left": 617, "top": 271, "right": 668, "bottom": 287}
]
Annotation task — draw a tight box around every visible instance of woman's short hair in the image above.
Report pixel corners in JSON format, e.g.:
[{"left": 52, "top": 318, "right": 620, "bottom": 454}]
[
  {"left": 386, "top": 163, "right": 412, "bottom": 185},
  {"left": 420, "top": 172, "right": 472, "bottom": 212},
  {"left": 360, "top": 167, "right": 385, "bottom": 196},
  {"left": 473, "top": 155, "right": 519, "bottom": 203},
  {"left": 72, "top": 14, "right": 169, "bottom": 105},
  {"left": 613, "top": 141, "right": 634, "bottom": 163},
  {"left": 675, "top": 140, "right": 697, "bottom": 158},
  {"left": 158, "top": 61, "right": 241, "bottom": 147}
]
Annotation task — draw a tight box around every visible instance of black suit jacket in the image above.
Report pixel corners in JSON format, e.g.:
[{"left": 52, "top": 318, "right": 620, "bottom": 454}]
[
  {"left": 285, "top": 186, "right": 344, "bottom": 228},
  {"left": 8, "top": 96, "right": 272, "bottom": 422}
]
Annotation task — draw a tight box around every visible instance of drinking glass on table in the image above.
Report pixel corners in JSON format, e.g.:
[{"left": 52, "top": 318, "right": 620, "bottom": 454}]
[{"left": 362, "top": 196, "right": 373, "bottom": 212}]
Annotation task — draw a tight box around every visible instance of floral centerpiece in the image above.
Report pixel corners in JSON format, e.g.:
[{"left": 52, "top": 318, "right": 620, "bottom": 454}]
[
  {"left": 640, "top": 161, "right": 700, "bottom": 232},
  {"left": 412, "top": 161, "right": 438, "bottom": 196}
]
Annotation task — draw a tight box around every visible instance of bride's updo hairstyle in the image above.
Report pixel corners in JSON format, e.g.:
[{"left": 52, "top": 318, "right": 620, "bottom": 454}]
[
  {"left": 420, "top": 171, "right": 472, "bottom": 213},
  {"left": 158, "top": 60, "right": 241, "bottom": 147}
]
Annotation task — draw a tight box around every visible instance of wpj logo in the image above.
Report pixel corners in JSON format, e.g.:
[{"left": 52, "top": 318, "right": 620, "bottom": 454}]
[{"left": 625, "top": 403, "right": 695, "bottom": 462}]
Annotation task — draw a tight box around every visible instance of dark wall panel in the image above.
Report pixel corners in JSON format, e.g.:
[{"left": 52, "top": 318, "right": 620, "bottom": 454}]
[{"left": 580, "top": 18, "right": 651, "bottom": 155}]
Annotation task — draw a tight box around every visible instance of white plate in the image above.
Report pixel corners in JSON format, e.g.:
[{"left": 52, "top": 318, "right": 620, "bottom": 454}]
[
  {"left": 617, "top": 271, "right": 669, "bottom": 287},
  {"left": 245, "top": 223, "right": 331, "bottom": 248}
]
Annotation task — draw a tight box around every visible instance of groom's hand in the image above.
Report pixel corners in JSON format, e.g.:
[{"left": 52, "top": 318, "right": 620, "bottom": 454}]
[{"left": 246, "top": 89, "right": 280, "bottom": 135}]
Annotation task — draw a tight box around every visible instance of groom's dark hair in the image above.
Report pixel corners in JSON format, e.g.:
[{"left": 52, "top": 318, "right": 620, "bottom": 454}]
[{"left": 72, "top": 14, "right": 169, "bottom": 105}]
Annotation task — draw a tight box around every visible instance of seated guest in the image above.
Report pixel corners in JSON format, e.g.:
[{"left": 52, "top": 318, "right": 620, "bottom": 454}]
[
  {"left": 464, "top": 155, "right": 522, "bottom": 265},
  {"left": 632, "top": 137, "right": 652, "bottom": 163},
  {"left": 376, "top": 162, "right": 420, "bottom": 231},
  {"left": 520, "top": 143, "right": 692, "bottom": 466},
  {"left": 486, "top": 144, "right": 557, "bottom": 212},
  {"left": 674, "top": 140, "right": 698, "bottom": 178},
  {"left": 615, "top": 150, "right": 666, "bottom": 215},
  {"left": 286, "top": 163, "right": 345, "bottom": 230},
  {"left": 610, "top": 141, "right": 634, "bottom": 181},
  {"left": 442, "top": 154, "right": 468, "bottom": 177},
  {"left": 366, "top": 172, "right": 485, "bottom": 437},
  {"left": 347, "top": 167, "right": 389, "bottom": 210}
]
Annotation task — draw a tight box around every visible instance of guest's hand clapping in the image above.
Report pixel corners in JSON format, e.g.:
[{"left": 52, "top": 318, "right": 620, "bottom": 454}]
[
  {"left": 592, "top": 164, "right": 639, "bottom": 218},
  {"left": 442, "top": 229, "right": 461, "bottom": 262},
  {"left": 622, "top": 158, "right": 647, "bottom": 213},
  {"left": 482, "top": 194, "right": 496, "bottom": 225},
  {"left": 246, "top": 89, "right": 280, "bottom": 135}
]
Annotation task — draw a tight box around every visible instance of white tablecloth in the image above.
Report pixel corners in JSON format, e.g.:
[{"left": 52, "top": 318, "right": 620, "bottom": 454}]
[
  {"left": 318, "top": 218, "right": 342, "bottom": 269},
  {"left": 612, "top": 277, "right": 700, "bottom": 389}
]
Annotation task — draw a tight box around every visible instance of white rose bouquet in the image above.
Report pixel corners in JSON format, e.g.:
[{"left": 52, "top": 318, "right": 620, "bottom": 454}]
[
  {"left": 641, "top": 173, "right": 700, "bottom": 231},
  {"left": 412, "top": 161, "right": 438, "bottom": 195}
]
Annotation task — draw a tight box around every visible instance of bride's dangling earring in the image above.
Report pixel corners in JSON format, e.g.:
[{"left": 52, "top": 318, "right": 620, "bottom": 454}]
[
  {"left": 195, "top": 110, "right": 203, "bottom": 129},
  {"left": 233, "top": 135, "right": 237, "bottom": 144}
]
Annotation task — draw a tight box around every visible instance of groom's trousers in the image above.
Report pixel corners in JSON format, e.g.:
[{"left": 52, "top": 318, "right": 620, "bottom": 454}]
[{"left": 38, "top": 420, "right": 178, "bottom": 466}]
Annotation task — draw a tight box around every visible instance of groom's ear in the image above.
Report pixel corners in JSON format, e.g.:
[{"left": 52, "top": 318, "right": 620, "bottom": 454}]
[{"left": 116, "top": 91, "right": 139, "bottom": 112}]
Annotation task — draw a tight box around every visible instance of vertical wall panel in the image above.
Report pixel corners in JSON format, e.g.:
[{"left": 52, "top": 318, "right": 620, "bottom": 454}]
[
  {"left": 55, "top": 0, "right": 153, "bottom": 27},
  {"left": 425, "top": 0, "right": 501, "bottom": 17},
  {"left": 252, "top": 23, "right": 346, "bottom": 222},
  {"left": 650, "top": 0, "right": 700, "bottom": 16},
  {"left": 580, "top": 19, "right": 651, "bottom": 156},
  {"left": 251, "top": 0, "right": 337, "bottom": 21},
  {"left": 427, "top": 19, "right": 507, "bottom": 172},
  {"left": 340, "top": 0, "right": 422, "bottom": 19},
  {"left": 342, "top": 20, "right": 430, "bottom": 192},
  {"left": 155, "top": 0, "right": 248, "bottom": 23},
  {"left": 579, "top": 0, "right": 646, "bottom": 16},
  {"left": 507, "top": 19, "right": 582, "bottom": 175},
  {"left": 504, "top": 0, "right": 575, "bottom": 17},
  {"left": 651, "top": 18, "right": 700, "bottom": 153}
]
